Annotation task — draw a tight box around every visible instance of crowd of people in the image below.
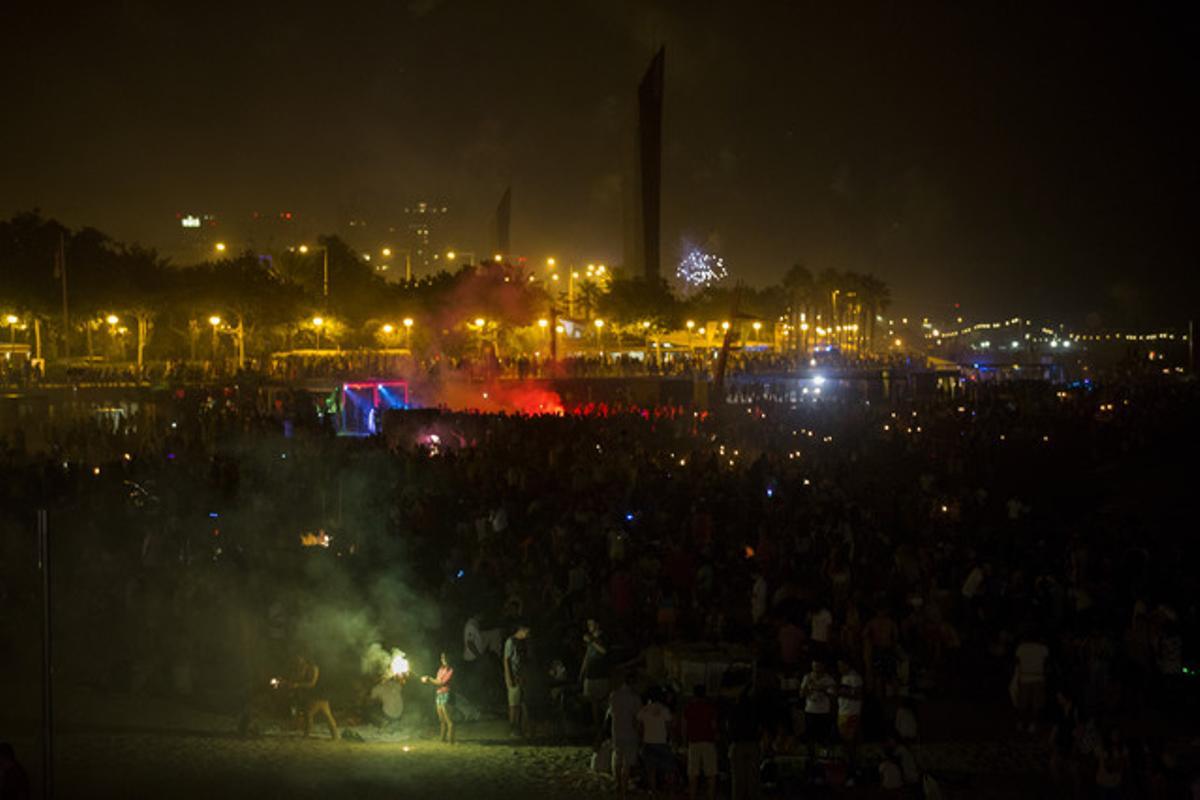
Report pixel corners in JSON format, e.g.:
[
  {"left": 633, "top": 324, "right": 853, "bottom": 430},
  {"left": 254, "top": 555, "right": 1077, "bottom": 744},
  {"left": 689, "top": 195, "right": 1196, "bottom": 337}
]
[
  {"left": 2, "top": 346, "right": 935, "bottom": 391},
  {"left": 1, "top": 371, "right": 1197, "bottom": 797}
]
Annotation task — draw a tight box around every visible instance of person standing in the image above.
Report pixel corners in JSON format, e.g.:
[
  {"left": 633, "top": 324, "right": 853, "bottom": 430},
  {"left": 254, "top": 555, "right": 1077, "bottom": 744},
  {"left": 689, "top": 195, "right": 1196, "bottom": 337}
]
[
  {"left": 683, "top": 684, "right": 719, "bottom": 800},
  {"left": 608, "top": 672, "right": 642, "bottom": 800},
  {"left": 1013, "top": 631, "right": 1050, "bottom": 733},
  {"left": 800, "top": 660, "right": 836, "bottom": 757},
  {"left": 504, "top": 624, "right": 531, "bottom": 738},
  {"left": 579, "top": 618, "right": 610, "bottom": 731},
  {"left": 287, "top": 655, "right": 339, "bottom": 740},
  {"left": 726, "top": 689, "right": 762, "bottom": 800},
  {"left": 863, "top": 606, "right": 900, "bottom": 699},
  {"left": 836, "top": 659, "right": 864, "bottom": 778},
  {"left": 420, "top": 652, "right": 456, "bottom": 744},
  {"left": 637, "top": 690, "right": 674, "bottom": 795},
  {"left": 809, "top": 604, "right": 834, "bottom": 661}
]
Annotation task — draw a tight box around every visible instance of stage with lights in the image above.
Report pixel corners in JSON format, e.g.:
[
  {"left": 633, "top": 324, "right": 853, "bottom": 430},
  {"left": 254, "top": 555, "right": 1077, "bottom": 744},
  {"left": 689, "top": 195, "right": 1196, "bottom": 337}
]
[{"left": 340, "top": 381, "right": 409, "bottom": 435}]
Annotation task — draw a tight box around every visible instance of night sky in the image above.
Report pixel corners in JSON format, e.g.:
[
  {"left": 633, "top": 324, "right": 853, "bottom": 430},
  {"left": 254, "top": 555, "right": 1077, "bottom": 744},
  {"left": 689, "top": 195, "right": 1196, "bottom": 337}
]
[{"left": 2, "top": 2, "right": 1195, "bottom": 323}]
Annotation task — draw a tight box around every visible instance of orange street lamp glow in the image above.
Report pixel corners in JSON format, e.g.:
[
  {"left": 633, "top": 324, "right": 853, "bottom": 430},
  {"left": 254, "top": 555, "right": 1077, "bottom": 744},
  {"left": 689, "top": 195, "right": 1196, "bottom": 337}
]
[
  {"left": 382, "top": 324, "right": 395, "bottom": 334},
  {"left": 537, "top": 319, "right": 549, "bottom": 328},
  {"left": 546, "top": 257, "right": 556, "bottom": 267},
  {"left": 215, "top": 242, "right": 227, "bottom": 252},
  {"left": 208, "top": 315, "right": 221, "bottom": 327},
  {"left": 403, "top": 318, "right": 413, "bottom": 328},
  {"left": 105, "top": 314, "right": 119, "bottom": 325},
  {"left": 298, "top": 244, "right": 310, "bottom": 254},
  {"left": 446, "top": 251, "right": 456, "bottom": 260},
  {"left": 474, "top": 317, "right": 485, "bottom": 327},
  {"left": 594, "top": 319, "right": 605, "bottom": 329},
  {"left": 312, "top": 316, "right": 324, "bottom": 327},
  {"left": 382, "top": 247, "right": 392, "bottom": 257},
  {"left": 686, "top": 320, "right": 695, "bottom": 330},
  {"left": 5, "top": 314, "right": 19, "bottom": 325}
]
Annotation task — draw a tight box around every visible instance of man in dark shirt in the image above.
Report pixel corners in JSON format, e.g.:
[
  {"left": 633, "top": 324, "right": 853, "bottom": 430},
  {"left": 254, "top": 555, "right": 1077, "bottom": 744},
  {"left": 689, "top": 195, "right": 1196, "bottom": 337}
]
[
  {"left": 726, "top": 689, "right": 762, "bottom": 800},
  {"left": 683, "top": 684, "right": 718, "bottom": 800}
]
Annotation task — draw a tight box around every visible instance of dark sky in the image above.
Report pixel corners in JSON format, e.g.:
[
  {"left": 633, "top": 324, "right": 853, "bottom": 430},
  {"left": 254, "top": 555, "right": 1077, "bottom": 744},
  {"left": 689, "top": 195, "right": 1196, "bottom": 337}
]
[{"left": 2, "top": 1, "right": 1195, "bottom": 323}]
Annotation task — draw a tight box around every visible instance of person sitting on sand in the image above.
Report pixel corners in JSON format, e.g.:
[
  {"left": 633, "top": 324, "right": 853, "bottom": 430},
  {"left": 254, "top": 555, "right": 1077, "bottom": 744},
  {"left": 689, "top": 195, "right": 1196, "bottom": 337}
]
[{"left": 420, "top": 652, "right": 456, "bottom": 744}]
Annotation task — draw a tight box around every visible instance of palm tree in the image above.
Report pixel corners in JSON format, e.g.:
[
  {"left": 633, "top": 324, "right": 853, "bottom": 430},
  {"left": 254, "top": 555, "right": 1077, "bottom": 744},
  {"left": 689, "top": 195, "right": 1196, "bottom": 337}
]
[
  {"left": 858, "top": 274, "right": 891, "bottom": 354},
  {"left": 782, "top": 263, "right": 814, "bottom": 356}
]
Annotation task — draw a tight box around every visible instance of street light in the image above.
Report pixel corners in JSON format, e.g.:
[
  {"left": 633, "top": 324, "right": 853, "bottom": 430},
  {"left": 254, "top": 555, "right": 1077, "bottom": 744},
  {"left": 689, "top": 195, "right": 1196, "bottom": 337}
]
[
  {"left": 215, "top": 242, "right": 227, "bottom": 253},
  {"left": 4, "top": 314, "right": 16, "bottom": 346},
  {"left": 298, "top": 244, "right": 330, "bottom": 302},
  {"left": 546, "top": 257, "right": 556, "bottom": 269},
  {"left": 686, "top": 319, "right": 695, "bottom": 351},
  {"left": 208, "top": 315, "right": 221, "bottom": 362},
  {"left": 105, "top": 314, "right": 119, "bottom": 325},
  {"left": 382, "top": 324, "right": 395, "bottom": 334},
  {"left": 403, "top": 317, "right": 414, "bottom": 348},
  {"left": 312, "top": 315, "right": 324, "bottom": 350}
]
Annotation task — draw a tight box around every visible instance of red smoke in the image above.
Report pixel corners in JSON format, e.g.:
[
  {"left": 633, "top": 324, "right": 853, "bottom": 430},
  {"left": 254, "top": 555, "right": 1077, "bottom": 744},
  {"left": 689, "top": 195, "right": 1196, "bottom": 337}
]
[{"left": 432, "top": 379, "right": 564, "bottom": 415}]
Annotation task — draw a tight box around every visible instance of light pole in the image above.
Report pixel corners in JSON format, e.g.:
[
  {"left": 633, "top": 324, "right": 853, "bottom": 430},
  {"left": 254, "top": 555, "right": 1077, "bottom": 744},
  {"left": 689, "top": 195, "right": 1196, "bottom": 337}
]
[
  {"left": 312, "top": 316, "right": 324, "bottom": 350},
  {"left": 214, "top": 242, "right": 227, "bottom": 254},
  {"left": 5, "top": 314, "right": 17, "bottom": 347},
  {"left": 686, "top": 320, "right": 695, "bottom": 353},
  {"left": 299, "top": 244, "right": 329, "bottom": 303},
  {"left": 473, "top": 318, "right": 487, "bottom": 358},
  {"left": 752, "top": 321, "right": 762, "bottom": 347},
  {"left": 445, "top": 250, "right": 476, "bottom": 267},
  {"left": 403, "top": 317, "right": 414, "bottom": 349},
  {"left": 208, "top": 315, "right": 221, "bottom": 363},
  {"left": 594, "top": 318, "right": 605, "bottom": 350},
  {"left": 569, "top": 271, "right": 579, "bottom": 317}
]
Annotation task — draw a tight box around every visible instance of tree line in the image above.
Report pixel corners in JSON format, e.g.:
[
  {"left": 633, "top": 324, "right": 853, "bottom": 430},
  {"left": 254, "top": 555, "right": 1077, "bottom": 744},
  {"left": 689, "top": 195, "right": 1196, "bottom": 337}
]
[{"left": 0, "top": 211, "right": 891, "bottom": 366}]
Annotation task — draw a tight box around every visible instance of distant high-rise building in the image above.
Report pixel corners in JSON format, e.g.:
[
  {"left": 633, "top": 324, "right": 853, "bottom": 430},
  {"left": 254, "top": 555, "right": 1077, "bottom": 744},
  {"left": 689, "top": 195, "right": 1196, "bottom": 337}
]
[
  {"left": 491, "top": 187, "right": 511, "bottom": 258},
  {"left": 624, "top": 47, "right": 665, "bottom": 281},
  {"left": 403, "top": 201, "right": 447, "bottom": 273}
]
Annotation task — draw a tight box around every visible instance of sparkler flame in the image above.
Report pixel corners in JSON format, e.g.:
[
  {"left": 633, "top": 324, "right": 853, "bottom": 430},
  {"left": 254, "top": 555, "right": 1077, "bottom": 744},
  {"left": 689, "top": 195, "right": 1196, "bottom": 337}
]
[{"left": 389, "top": 652, "right": 410, "bottom": 676}]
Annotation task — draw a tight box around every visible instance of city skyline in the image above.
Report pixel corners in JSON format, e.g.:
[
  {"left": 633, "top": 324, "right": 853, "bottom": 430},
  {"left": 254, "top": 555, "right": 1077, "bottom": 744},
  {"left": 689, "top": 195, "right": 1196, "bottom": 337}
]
[{"left": 2, "top": 2, "right": 1194, "bottom": 325}]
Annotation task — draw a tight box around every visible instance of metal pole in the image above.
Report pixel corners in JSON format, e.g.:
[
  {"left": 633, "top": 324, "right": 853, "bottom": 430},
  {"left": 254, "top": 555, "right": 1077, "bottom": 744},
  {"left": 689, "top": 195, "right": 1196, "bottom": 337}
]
[
  {"left": 405, "top": 252, "right": 412, "bottom": 283},
  {"left": 322, "top": 248, "right": 329, "bottom": 301},
  {"left": 38, "top": 508, "right": 53, "bottom": 800},
  {"left": 59, "top": 234, "right": 70, "bottom": 361}
]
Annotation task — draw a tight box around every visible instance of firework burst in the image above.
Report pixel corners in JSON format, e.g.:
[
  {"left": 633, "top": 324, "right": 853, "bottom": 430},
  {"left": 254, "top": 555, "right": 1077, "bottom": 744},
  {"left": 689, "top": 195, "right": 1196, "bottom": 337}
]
[{"left": 677, "top": 249, "right": 728, "bottom": 290}]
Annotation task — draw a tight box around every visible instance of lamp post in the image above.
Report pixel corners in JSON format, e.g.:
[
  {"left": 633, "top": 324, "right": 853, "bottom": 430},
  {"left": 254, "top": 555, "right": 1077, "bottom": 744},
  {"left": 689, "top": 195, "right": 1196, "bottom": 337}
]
[
  {"left": 593, "top": 318, "right": 605, "bottom": 349},
  {"left": 403, "top": 317, "right": 414, "bottom": 349},
  {"left": 445, "top": 250, "right": 476, "bottom": 268},
  {"left": 686, "top": 320, "right": 695, "bottom": 352},
  {"left": 208, "top": 315, "right": 221, "bottom": 363},
  {"left": 214, "top": 242, "right": 227, "bottom": 254},
  {"left": 298, "top": 244, "right": 329, "bottom": 303},
  {"left": 5, "top": 314, "right": 17, "bottom": 347},
  {"left": 312, "top": 316, "right": 324, "bottom": 350}
]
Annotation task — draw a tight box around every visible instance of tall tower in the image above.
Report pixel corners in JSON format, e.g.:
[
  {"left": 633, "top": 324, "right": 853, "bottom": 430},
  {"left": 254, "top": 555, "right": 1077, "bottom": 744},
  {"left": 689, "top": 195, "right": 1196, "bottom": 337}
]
[
  {"left": 636, "top": 47, "right": 665, "bottom": 281},
  {"left": 491, "top": 187, "right": 512, "bottom": 257}
]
